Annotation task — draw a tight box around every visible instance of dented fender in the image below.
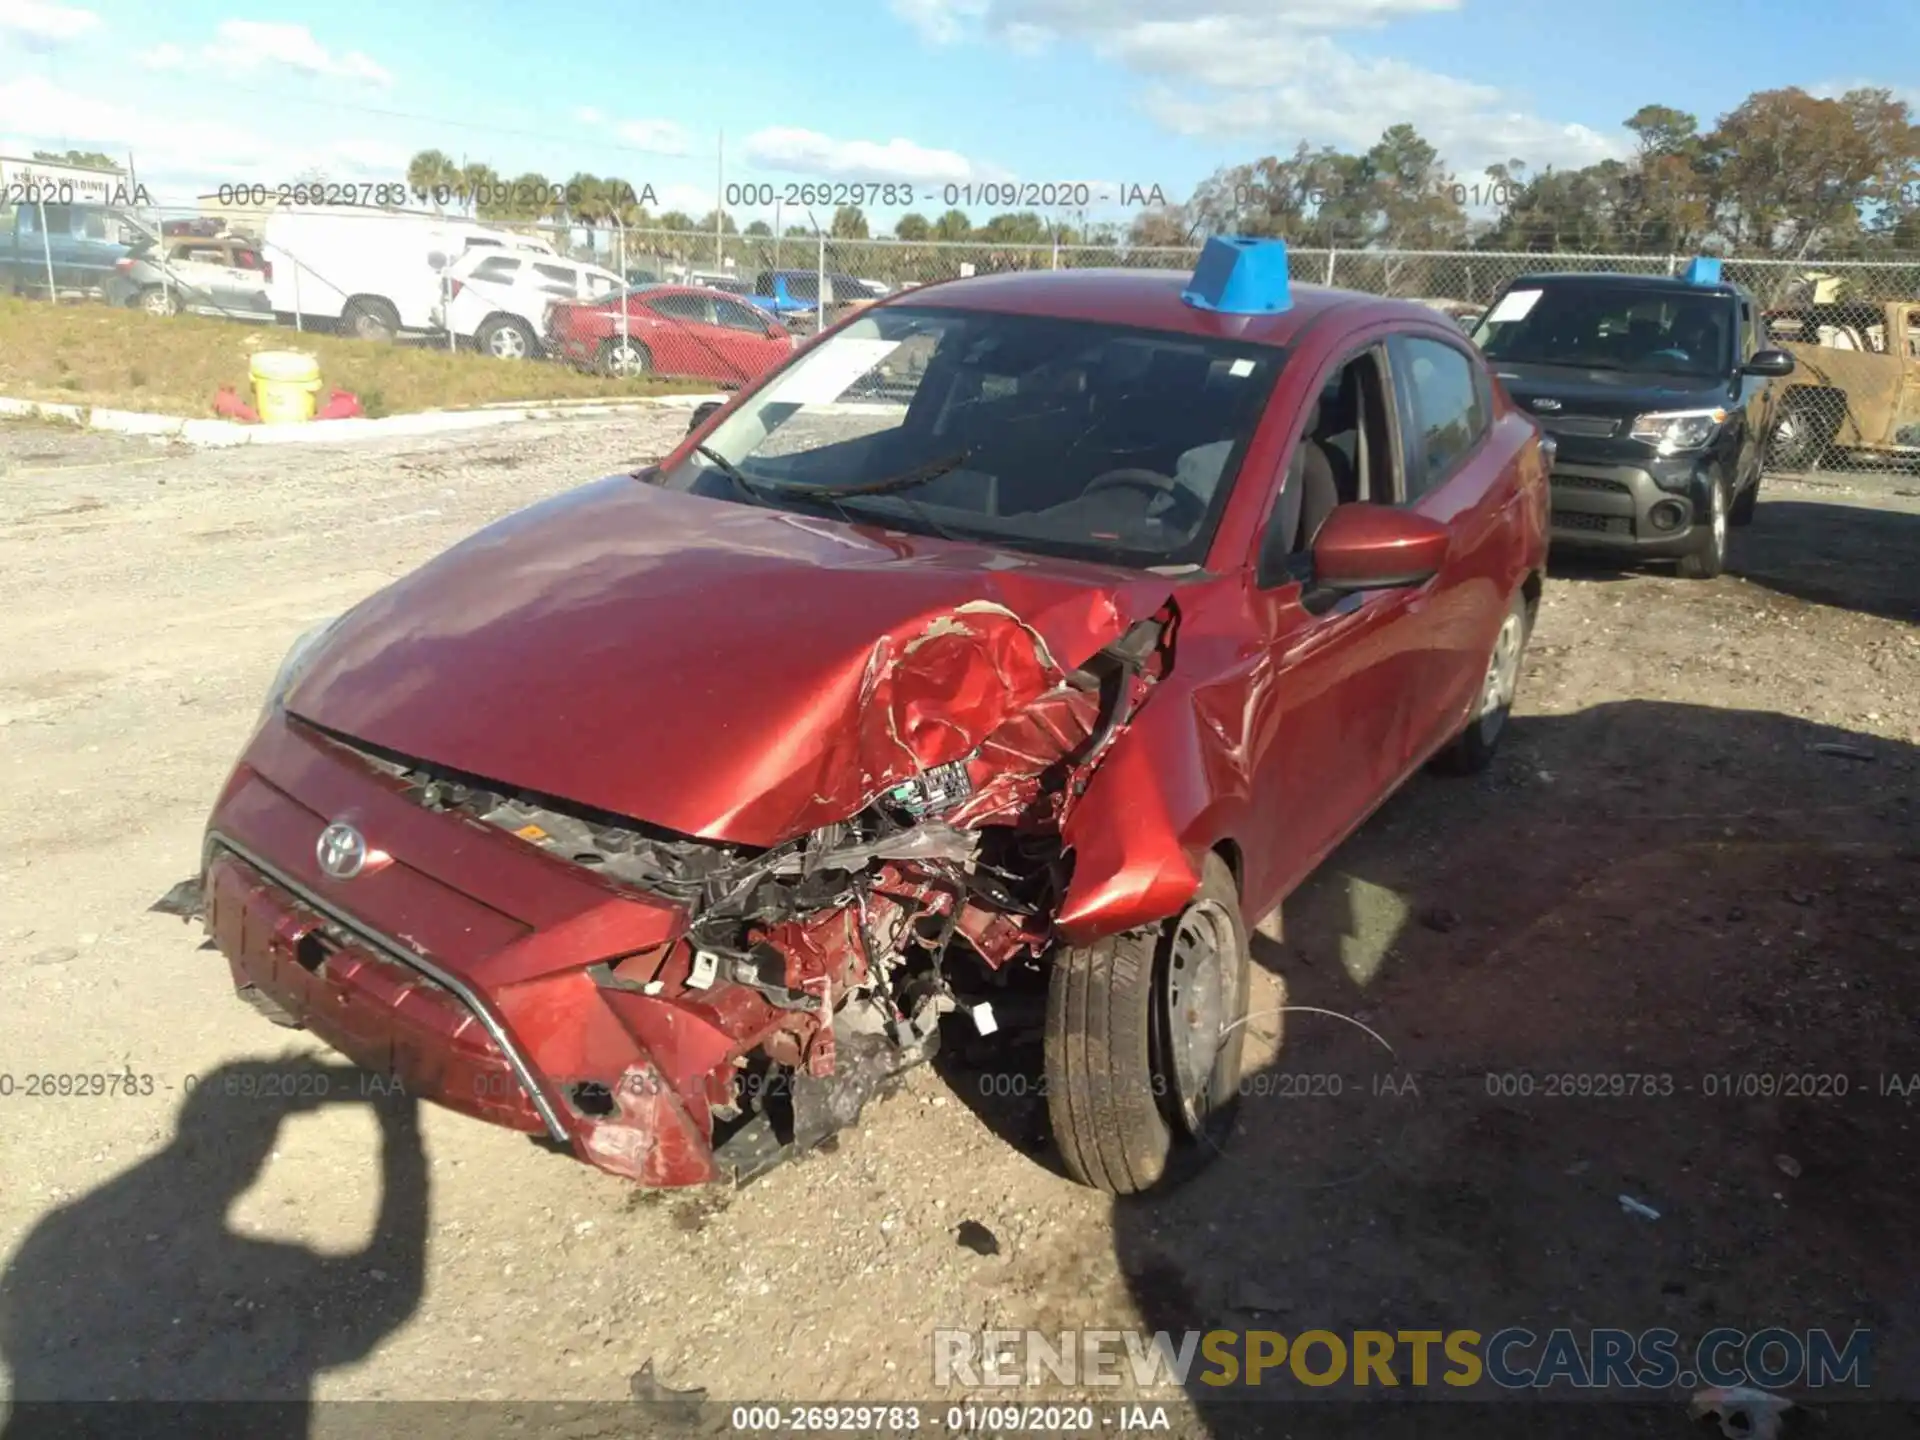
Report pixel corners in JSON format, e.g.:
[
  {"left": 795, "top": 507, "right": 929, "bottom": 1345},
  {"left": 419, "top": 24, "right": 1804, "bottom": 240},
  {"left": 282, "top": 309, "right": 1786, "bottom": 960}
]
[{"left": 1054, "top": 673, "right": 1243, "bottom": 947}]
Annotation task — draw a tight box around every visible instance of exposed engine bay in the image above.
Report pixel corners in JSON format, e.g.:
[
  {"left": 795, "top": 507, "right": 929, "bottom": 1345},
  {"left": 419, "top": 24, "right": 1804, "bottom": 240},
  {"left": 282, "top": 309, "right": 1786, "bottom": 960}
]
[{"left": 321, "top": 601, "right": 1177, "bottom": 1182}]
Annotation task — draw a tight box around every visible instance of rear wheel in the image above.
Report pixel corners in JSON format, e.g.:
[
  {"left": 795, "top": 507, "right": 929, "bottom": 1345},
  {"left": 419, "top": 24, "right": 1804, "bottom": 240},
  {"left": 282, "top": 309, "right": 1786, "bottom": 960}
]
[
  {"left": 137, "top": 285, "right": 178, "bottom": 316},
  {"left": 338, "top": 296, "right": 400, "bottom": 343},
  {"left": 1432, "top": 587, "right": 1532, "bottom": 774},
  {"left": 597, "top": 337, "right": 653, "bottom": 378},
  {"left": 1676, "top": 476, "right": 1729, "bottom": 580},
  {"left": 1044, "top": 854, "right": 1250, "bottom": 1194},
  {"left": 476, "top": 314, "right": 539, "bottom": 361}
]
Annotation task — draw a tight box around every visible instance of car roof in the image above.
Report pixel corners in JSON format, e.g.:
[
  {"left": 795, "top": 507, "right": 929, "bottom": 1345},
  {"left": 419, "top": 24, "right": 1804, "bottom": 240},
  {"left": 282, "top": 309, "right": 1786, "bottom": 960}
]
[
  {"left": 1507, "top": 271, "right": 1754, "bottom": 303},
  {"left": 880, "top": 266, "right": 1416, "bottom": 345}
]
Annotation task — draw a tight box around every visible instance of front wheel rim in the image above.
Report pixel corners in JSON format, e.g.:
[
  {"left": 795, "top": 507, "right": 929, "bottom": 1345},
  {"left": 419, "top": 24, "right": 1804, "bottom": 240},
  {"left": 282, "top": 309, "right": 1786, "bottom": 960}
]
[
  {"left": 1477, "top": 611, "right": 1524, "bottom": 736},
  {"left": 489, "top": 327, "right": 526, "bottom": 359},
  {"left": 608, "top": 343, "right": 641, "bottom": 375},
  {"left": 1163, "top": 899, "right": 1237, "bottom": 1135}
]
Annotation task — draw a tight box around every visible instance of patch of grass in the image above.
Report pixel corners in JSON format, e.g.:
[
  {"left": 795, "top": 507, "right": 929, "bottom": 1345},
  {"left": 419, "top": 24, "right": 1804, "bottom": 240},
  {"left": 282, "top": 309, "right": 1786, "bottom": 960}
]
[{"left": 0, "top": 296, "right": 712, "bottom": 417}]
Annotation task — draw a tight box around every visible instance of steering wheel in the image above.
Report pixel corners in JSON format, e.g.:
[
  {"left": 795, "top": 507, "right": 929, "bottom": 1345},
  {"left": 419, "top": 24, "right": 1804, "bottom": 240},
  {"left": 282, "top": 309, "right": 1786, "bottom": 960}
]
[{"left": 1081, "top": 467, "right": 1206, "bottom": 529}]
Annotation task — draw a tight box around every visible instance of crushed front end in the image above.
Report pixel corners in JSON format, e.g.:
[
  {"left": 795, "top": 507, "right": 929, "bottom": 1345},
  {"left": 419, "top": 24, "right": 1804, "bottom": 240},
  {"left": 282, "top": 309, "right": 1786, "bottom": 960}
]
[{"left": 195, "top": 601, "right": 1175, "bottom": 1187}]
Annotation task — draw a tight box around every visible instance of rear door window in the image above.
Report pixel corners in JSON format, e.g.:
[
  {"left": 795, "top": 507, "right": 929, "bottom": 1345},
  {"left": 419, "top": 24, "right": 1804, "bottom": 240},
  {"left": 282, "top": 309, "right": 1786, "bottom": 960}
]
[
  {"left": 715, "top": 298, "right": 771, "bottom": 332},
  {"left": 647, "top": 293, "right": 713, "bottom": 323}
]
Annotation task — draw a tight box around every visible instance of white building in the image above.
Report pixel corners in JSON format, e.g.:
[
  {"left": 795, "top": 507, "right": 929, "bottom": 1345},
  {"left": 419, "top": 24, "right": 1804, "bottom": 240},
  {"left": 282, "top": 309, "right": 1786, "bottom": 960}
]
[{"left": 0, "top": 155, "right": 135, "bottom": 208}]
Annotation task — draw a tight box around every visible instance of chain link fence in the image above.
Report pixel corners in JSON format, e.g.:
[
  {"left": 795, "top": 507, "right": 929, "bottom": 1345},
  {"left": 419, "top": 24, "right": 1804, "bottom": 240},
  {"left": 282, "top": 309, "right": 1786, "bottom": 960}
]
[{"left": 8, "top": 198, "right": 1918, "bottom": 471}]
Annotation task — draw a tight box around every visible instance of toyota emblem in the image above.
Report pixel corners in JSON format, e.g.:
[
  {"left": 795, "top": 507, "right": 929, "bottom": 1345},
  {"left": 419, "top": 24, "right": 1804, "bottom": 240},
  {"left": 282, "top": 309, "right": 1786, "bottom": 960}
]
[{"left": 316, "top": 821, "right": 368, "bottom": 880}]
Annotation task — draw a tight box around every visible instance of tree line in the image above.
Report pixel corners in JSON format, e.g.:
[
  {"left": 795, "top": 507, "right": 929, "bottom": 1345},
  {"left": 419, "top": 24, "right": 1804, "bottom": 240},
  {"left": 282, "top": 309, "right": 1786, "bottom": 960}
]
[{"left": 402, "top": 85, "right": 1918, "bottom": 260}]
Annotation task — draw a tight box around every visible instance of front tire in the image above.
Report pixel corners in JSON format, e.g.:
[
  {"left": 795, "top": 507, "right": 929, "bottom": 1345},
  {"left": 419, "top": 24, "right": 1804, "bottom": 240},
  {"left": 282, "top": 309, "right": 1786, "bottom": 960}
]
[
  {"left": 1676, "top": 476, "right": 1729, "bottom": 579},
  {"left": 1766, "top": 396, "right": 1830, "bottom": 472},
  {"left": 1432, "top": 586, "right": 1532, "bottom": 774},
  {"left": 137, "top": 285, "right": 178, "bottom": 317},
  {"left": 1045, "top": 853, "right": 1250, "bottom": 1194}
]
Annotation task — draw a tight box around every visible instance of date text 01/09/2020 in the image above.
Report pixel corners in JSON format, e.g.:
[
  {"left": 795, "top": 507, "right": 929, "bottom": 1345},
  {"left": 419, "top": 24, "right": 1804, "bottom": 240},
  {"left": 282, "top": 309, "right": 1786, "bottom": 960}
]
[{"left": 721, "top": 182, "right": 1171, "bottom": 211}]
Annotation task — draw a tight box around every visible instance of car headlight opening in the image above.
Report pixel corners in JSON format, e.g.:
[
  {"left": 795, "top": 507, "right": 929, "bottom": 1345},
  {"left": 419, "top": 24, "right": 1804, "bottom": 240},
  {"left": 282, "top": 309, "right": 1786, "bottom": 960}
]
[{"left": 1629, "top": 408, "right": 1727, "bottom": 454}]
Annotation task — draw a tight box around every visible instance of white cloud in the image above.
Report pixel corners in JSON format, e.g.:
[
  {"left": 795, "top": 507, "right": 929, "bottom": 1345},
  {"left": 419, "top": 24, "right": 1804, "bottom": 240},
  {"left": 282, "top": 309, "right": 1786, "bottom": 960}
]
[
  {"left": 1810, "top": 78, "right": 1920, "bottom": 113},
  {"left": 0, "top": 73, "right": 405, "bottom": 196},
  {"left": 741, "top": 127, "right": 998, "bottom": 184},
  {"left": 147, "top": 20, "right": 392, "bottom": 86},
  {"left": 0, "top": 0, "right": 101, "bottom": 47},
  {"left": 573, "top": 105, "right": 604, "bottom": 126},
  {"left": 889, "top": 0, "right": 1621, "bottom": 175},
  {"left": 613, "top": 118, "right": 693, "bottom": 156}
]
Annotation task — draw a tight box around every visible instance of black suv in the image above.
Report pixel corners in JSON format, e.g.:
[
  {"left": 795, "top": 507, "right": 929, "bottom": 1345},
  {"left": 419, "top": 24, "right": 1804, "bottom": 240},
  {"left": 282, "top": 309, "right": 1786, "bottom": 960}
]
[{"left": 1470, "top": 264, "right": 1796, "bottom": 579}]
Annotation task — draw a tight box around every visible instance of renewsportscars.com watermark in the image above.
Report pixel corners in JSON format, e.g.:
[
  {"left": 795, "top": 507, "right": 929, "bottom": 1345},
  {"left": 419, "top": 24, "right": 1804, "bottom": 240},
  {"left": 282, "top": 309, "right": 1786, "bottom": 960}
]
[{"left": 933, "top": 1327, "right": 1872, "bottom": 1392}]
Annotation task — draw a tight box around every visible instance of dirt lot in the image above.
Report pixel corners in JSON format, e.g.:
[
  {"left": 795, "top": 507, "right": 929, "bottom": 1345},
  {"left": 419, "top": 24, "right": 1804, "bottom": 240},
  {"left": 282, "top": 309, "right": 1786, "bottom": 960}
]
[{"left": 0, "top": 416, "right": 1915, "bottom": 1436}]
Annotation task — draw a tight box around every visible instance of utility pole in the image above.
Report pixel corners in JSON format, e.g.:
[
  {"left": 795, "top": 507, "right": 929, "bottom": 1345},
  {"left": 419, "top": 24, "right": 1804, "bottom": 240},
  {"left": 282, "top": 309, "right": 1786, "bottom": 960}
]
[{"left": 716, "top": 129, "right": 725, "bottom": 268}]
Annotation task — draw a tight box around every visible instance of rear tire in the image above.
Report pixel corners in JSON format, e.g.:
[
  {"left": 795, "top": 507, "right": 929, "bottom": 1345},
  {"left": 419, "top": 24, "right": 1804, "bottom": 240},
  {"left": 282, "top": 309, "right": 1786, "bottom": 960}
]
[
  {"left": 476, "top": 314, "right": 539, "bottom": 361},
  {"left": 1432, "top": 586, "right": 1532, "bottom": 774},
  {"left": 1676, "top": 476, "right": 1729, "bottom": 579},
  {"left": 137, "top": 285, "right": 178, "bottom": 316},
  {"left": 338, "top": 296, "right": 400, "bottom": 343},
  {"left": 597, "top": 337, "right": 652, "bottom": 378},
  {"left": 1044, "top": 854, "right": 1250, "bottom": 1194}
]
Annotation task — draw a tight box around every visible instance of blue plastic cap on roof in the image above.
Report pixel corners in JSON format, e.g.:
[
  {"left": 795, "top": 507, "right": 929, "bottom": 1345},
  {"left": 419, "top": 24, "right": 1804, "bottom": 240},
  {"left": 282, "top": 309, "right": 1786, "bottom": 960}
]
[
  {"left": 1182, "top": 235, "right": 1292, "bottom": 314},
  {"left": 1683, "top": 256, "right": 1722, "bottom": 286}
]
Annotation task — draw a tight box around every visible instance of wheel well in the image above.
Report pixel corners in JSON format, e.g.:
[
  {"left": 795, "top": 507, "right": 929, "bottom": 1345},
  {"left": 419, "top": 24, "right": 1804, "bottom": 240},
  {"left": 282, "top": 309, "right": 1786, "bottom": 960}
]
[
  {"left": 342, "top": 294, "right": 399, "bottom": 318},
  {"left": 1210, "top": 840, "right": 1243, "bottom": 898}
]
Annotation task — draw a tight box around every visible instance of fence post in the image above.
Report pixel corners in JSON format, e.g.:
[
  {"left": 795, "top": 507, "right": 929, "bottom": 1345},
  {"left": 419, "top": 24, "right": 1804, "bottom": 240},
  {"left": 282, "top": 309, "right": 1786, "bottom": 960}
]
[
  {"left": 817, "top": 228, "right": 826, "bottom": 333},
  {"left": 617, "top": 222, "right": 629, "bottom": 357},
  {"left": 37, "top": 200, "right": 56, "bottom": 301},
  {"left": 1324, "top": 247, "right": 1337, "bottom": 288},
  {"left": 1666, "top": 255, "right": 1679, "bottom": 276}
]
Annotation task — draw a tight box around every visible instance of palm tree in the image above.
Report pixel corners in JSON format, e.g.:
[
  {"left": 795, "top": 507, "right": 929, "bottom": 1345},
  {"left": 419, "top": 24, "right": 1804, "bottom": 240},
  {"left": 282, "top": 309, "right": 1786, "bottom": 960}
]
[
  {"left": 406, "top": 150, "right": 460, "bottom": 211},
  {"left": 460, "top": 162, "right": 499, "bottom": 220}
]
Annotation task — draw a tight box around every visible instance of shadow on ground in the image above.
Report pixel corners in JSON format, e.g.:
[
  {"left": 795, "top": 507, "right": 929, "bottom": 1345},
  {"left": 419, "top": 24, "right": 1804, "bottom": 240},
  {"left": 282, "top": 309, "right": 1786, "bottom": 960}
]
[
  {"left": 1104, "top": 698, "right": 1917, "bottom": 1437},
  {"left": 1732, "top": 497, "right": 1920, "bottom": 624},
  {"left": 0, "top": 1057, "right": 428, "bottom": 1439}
]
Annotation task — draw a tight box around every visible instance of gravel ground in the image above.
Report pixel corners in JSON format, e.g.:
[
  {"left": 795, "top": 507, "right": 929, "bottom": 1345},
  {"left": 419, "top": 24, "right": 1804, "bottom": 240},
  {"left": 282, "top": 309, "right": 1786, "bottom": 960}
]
[{"left": 0, "top": 415, "right": 1915, "bottom": 1436}]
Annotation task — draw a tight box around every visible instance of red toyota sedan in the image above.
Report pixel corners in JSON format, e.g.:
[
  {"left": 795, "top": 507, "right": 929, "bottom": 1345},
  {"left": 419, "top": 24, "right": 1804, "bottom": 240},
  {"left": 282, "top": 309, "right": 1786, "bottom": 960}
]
[
  {"left": 547, "top": 283, "right": 793, "bottom": 386},
  {"left": 194, "top": 239, "right": 1549, "bottom": 1194}
]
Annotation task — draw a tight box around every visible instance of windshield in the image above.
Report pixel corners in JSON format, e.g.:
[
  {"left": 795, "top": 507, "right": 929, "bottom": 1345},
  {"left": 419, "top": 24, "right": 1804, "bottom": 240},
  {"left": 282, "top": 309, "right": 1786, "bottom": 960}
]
[
  {"left": 1474, "top": 283, "right": 1735, "bottom": 378},
  {"left": 655, "top": 304, "right": 1284, "bottom": 569}
]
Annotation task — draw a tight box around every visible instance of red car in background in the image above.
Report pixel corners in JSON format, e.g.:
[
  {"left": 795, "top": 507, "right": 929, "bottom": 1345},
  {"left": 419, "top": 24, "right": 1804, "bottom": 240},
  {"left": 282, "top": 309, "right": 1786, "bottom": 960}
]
[
  {"left": 191, "top": 240, "right": 1550, "bottom": 1197},
  {"left": 547, "top": 283, "right": 793, "bottom": 386}
]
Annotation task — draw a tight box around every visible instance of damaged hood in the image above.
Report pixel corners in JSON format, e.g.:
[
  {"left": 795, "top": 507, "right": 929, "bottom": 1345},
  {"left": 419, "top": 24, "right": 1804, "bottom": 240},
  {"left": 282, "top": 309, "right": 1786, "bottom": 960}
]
[{"left": 288, "top": 477, "right": 1173, "bottom": 846}]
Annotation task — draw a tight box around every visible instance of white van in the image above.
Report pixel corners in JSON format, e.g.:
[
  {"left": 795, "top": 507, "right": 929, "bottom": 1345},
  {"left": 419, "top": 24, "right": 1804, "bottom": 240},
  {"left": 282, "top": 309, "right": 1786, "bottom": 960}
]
[{"left": 261, "top": 206, "right": 557, "bottom": 340}]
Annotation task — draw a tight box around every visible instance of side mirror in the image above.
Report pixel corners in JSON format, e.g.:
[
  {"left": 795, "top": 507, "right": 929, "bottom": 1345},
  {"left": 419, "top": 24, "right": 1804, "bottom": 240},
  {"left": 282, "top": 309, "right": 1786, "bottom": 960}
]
[
  {"left": 687, "top": 400, "right": 723, "bottom": 435},
  {"left": 1309, "top": 503, "right": 1451, "bottom": 592},
  {"left": 427, "top": 251, "right": 448, "bottom": 272},
  {"left": 1744, "top": 349, "right": 1796, "bottom": 377}
]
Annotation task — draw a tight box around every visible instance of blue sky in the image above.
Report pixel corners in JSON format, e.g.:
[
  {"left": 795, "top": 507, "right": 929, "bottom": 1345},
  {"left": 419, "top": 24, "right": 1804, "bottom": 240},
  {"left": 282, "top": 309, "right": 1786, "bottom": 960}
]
[{"left": 2, "top": 0, "right": 1916, "bottom": 230}]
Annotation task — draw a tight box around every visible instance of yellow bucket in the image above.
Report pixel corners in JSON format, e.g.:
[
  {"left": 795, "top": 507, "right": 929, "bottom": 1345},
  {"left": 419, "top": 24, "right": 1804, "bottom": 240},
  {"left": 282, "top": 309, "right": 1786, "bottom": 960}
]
[{"left": 250, "top": 351, "right": 322, "bottom": 424}]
